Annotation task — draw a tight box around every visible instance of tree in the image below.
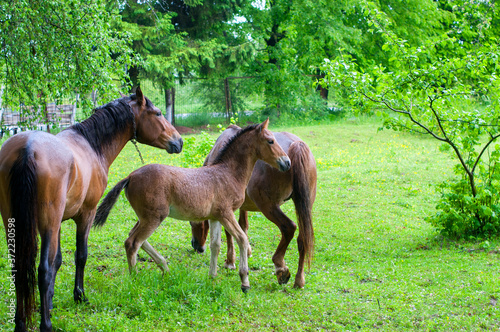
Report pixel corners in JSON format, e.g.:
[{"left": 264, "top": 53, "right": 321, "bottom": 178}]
[
  {"left": 0, "top": 0, "right": 134, "bottom": 117},
  {"left": 319, "top": 1, "right": 500, "bottom": 238},
  {"left": 112, "top": 0, "right": 255, "bottom": 88}
]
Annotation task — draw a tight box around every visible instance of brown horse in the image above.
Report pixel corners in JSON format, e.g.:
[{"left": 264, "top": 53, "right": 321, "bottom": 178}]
[
  {"left": 0, "top": 87, "right": 183, "bottom": 332},
  {"left": 94, "top": 119, "right": 290, "bottom": 292},
  {"left": 190, "top": 125, "right": 316, "bottom": 288}
]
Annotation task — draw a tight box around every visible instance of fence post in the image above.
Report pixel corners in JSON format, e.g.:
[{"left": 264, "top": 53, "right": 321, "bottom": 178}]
[
  {"left": 91, "top": 89, "right": 97, "bottom": 109},
  {"left": 0, "top": 85, "right": 4, "bottom": 109},
  {"left": 165, "top": 87, "right": 175, "bottom": 126},
  {"left": 224, "top": 78, "right": 232, "bottom": 121}
]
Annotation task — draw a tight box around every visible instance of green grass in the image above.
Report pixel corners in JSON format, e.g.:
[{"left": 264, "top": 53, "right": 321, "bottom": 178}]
[{"left": 1, "top": 119, "right": 499, "bottom": 331}]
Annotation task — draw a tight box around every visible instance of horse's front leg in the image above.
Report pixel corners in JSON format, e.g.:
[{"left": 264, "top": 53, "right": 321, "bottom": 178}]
[
  {"left": 219, "top": 214, "right": 250, "bottom": 292},
  {"left": 73, "top": 212, "right": 94, "bottom": 303}
]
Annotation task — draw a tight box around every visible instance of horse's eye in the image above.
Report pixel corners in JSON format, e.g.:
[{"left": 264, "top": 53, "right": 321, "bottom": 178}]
[
  {"left": 156, "top": 111, "right": 162, "bottom": 117},
  {"left": 268, "top": 139, "right": 274, "bottom": 144}
]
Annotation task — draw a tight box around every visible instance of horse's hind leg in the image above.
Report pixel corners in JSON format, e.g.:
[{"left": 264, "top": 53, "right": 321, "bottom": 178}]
[
  {"left": 38, "top": 225, "right": 62, "bottom": 332},
  {"left": 48, "top": 230, "right": 62, "bottom": 310},
  {"left": 124, "top": 217, "right": 163, "bottom": 274},
  {"left": 129, "top": 219, "right": 170, "bottom": 276},
  {"left": 141, "top": 240, "right": 169, "bottom": 273},
  {"left": 260, "top": 205, "right": 297, "bottom": 285}
]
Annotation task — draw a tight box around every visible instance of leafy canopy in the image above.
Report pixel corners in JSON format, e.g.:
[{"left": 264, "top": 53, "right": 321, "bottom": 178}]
[{"left": 0, "top": 0, "right": 134, "bottom": 109}]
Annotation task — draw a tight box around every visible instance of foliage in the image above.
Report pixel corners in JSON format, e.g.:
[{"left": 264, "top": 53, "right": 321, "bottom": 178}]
[
  {"left": 191, "top": 77, "right": 251, "bottom": 118},
  {"left": 319, "top": 1, "right": 500, "bottom": 238},
  {"left": 111, "top": 0, "right": 256, "bottom": 90},
  {"left": 0, "top": 0, "right": 134, "bottom": 114},
  {"left": 180, "top": 131, "right": 215, "bottom": 168}
]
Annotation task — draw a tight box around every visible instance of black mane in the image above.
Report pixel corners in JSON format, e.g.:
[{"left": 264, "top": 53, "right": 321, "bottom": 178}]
[
  {"left": 212, "top": 123, "right": 259, "bottom": 165},
  {"left": 69, "top": 95, "right": 138, "bottom": 156}
]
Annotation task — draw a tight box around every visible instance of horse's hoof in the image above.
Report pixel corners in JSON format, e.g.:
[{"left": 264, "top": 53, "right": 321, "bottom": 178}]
[
  {"left": 293, "top": 276, "right": 305, "bottom": 289},
  {"left": 74, "top": 289, "right": 89, "bottom": 304},
  {"left": 276, "top": 268, "right": 291, "bottom": 285},
  {"left": 241, "top": 285, "right": 251, "bottom": 293},
  {"left": 224, "top": 262, "right": 236, "bottom": 270},
  {"left": 74, "top": 296, "right": 89, "bottom": 304}
]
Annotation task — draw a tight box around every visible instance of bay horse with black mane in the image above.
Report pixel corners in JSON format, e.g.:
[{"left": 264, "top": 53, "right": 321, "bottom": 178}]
[
  {"left": 190, "top": 125, "right": 316, "bottom": 288},
  {"left": 0, "top": 87, "right": 183, "bottom": 332},
  {"left": 94, "top": 119, "right": 290, "bottom": 292}
]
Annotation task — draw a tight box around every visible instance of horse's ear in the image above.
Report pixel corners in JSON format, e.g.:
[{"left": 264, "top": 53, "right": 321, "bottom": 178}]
[
  {"left": 136, "top": 86, "right": 145, "bottom": 106},
  {"left": 259, "top": 118, "right": 269, "bottom": 133},
  {"left": 119, "top": 91, "right": 126, "bottom": 98}
]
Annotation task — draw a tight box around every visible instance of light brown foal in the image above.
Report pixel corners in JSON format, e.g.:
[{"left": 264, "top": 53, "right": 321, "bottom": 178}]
[{"left": 94, "top": 119, "right": 290, "bottom": 291}]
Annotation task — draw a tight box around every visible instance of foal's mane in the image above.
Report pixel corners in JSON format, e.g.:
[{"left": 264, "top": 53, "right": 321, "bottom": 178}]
[
  {"left": 212, "top": 123, "right": 259, "bottom": 165},
  {"left": 70, "top": 94, "right": 150, "bottom": 156}
]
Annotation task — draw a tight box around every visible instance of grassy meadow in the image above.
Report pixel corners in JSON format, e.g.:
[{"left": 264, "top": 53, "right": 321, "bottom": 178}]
[{"left": 0, "top": 119, "right": 499, "bottom": 331}]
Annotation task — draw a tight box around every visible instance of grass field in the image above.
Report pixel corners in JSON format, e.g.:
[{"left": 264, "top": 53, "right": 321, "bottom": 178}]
[{"left": 0, "top": 119, "right": 499, "bottom": 331}]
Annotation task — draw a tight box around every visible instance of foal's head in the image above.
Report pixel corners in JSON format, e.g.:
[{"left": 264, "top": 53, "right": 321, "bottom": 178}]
[
  {"left": 129, "top": 87, "right": 183, "bottom": 154},
  {"left": 254, "top": 119, "right": 291, "bottom": 172}
]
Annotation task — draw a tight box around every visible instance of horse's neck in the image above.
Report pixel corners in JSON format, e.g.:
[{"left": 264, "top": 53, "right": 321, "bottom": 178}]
[
  {"left": 100, "top": 131, "right": 132, "bottom": 170},
  {"left": 220, "top": 142, "right": 258, "bottom": 187},
  {"left": 63, "top": 121, "right": 133, "bottom": 171}
]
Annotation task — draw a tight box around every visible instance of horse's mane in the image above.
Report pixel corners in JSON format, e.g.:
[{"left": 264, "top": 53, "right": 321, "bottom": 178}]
[
  {"left": 70, "top": 94, "right": 150, "bottom": 156},
  {"left": 211, "top": 123, "right": 259, "bottom": 165}
]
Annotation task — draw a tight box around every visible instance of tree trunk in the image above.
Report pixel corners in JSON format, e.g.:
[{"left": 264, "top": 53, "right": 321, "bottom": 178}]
[
  {"left": 127, "top": 65, "right": 140, "bottom": 93},
  {"left": 164, "top": 87, "right": 175, "bottom": 126},
  {"left": 224, "top": 78, "right": 232, "bottom": 121}
]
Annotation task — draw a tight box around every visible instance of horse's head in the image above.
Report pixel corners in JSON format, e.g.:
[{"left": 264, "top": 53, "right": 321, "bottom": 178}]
[
  {"left": 129, "top": 87, "right": 183, "bottom": 154},
  {"left": 255, "top": 118, "right": 291, "bottom": 172}
]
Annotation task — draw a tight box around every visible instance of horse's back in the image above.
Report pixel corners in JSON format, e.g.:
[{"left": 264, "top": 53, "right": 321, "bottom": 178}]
[{"left": 125, "top": 163, "right": 241, "bottom": 222}]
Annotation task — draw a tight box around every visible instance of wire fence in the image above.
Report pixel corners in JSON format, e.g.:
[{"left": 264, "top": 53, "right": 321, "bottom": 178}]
[
  {"left": 140, "top": 77, "right": 266, "bottom": 127},
  {"left": 1, "top": 75, "right": 332, "bottom": 135}
]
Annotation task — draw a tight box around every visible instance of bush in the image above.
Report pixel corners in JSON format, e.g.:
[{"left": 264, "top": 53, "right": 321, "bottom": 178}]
[{"left": 180, "top": 131, "right": 216, "bottom": 168}]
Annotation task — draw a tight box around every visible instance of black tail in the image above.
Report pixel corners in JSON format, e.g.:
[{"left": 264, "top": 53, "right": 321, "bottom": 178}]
[
  {"left": 289, "top": 141, "right": 317, "bottom": 269},
  {"left": 94, "top": 178, "right": 130, "bottom": 228},
  {"left": 9, "top": 147, "right": 38, "bottom": 328}
]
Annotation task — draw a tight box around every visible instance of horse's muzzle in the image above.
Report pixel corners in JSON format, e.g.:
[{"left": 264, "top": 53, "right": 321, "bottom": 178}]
[
  {"left": 191, "top": 237, "right": 205, "bottom": 254},
  {"left": 167, "top": 137, "right": 183, "bottom": 154},
  {"left": 277, "top": 156, "right": 291, "bottom": 172}
]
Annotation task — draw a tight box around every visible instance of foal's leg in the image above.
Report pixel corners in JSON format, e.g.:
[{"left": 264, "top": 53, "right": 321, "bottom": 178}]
[
  {"left": 141, "top": 240, "right": 169, "bottom": 273},
  {"left": 218, "top": 213, "right": 250, "bottom": 292},
  {"left": 73, "top": 211, "right": 95, "bottom": 303},
  {"left": 224, "top": 209, "right": 252, "bottom": 269},
  {"left": 259, "top": 204, "right": 297, "bottom": 285},
  {"left": 209, "top": 220, "right": 222, "bottom": 277},
  {"left": 124, "top": 217, "right": 163, "bottom": 274}
]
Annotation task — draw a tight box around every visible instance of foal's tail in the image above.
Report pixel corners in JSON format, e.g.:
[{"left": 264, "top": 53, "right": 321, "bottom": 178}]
[
  {"left": 9, "top": 147, "right": 39, "bottom": 327},
  {"left": 94, "top": 178, "right": 130, "bottom": 228},
  {"left": 288, "top": 141, "right": 317, "bottom": 268}
]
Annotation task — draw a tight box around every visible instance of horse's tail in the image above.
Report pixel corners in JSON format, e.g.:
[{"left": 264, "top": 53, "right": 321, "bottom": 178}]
[
  {"left": 288, "top": 141, "right": 317, "bottom": 269},
  {"left": 93, "top": 178, "right": 130, "bottom": 228},
  {"left": 9, "top": 147, "right": 39, "bottom": 327}
]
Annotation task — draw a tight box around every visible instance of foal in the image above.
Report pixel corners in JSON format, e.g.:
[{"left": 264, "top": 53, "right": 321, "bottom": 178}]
[{"left": 94, "top": 119, "right": 290, "bottom": 291}]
